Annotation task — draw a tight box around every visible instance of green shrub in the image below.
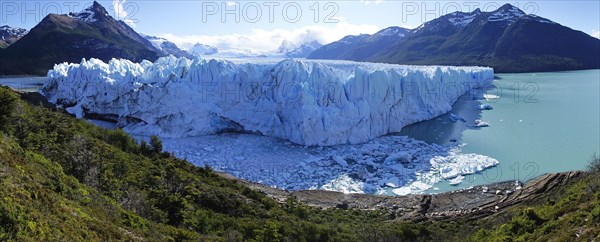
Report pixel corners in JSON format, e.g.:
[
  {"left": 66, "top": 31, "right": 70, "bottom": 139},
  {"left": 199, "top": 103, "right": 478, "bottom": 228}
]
[{"left": 0, "top": 87, "right": 17, "bottom": 131}]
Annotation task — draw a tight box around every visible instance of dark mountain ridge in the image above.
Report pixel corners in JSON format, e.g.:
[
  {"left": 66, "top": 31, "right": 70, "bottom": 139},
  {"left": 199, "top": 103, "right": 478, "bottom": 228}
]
[
  {"left": 0, "top": 1, "right": 160, "bottom": 76},
  {"left": 308, "top": 4, "right": 600, "bottom": 73}
]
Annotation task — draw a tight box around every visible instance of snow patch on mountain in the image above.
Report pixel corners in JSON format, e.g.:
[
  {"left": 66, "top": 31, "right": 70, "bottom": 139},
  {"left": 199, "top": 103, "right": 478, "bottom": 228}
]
[
  {"left": 142, "top": 34, "right": 169, "bottom": 50},
  {"left": 0, "top": 25, "right": 28, "bottom": 41},
  {"left": 277, "top": 40, "right": 323, "bottom": 58},
  {"left": 142, "top": 34, "right": 192, "bottom": 58},
  {"left": 187, "top": 43, "right": 219, "bottom": 56},
  {"left": 70, "top": 9, "right": 98, "bottom": 22},
  {"left": 487, "top": 4, "right": 525, "bottom": 23},
  {"left": 68, "top": 2, "right": 109, "bottom": 23},
  {"left": 448, "top": 10, "right": 481, "bottom": 28},
  {"left": 42, "top": 56, "right": 494, "bottom": 146},
  {"left": 375, "top": 27, "right": 408, "bottom": 37}
]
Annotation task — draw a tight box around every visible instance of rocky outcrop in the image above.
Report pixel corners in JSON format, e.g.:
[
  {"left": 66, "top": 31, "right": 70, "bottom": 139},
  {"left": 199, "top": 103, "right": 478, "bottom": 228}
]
[{"left": 226, "top": 171, "right": 583, "bottom": 221}]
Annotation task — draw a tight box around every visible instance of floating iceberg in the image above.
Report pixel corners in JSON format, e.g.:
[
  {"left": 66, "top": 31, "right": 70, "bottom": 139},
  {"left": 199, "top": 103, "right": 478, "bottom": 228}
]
[
  {"left": 473, "top": 119, "right": 489, "bottom": 127},
  {"left": 448, "top": 175, "right": 465, "bottom": 185},
  {"left": 479, "top": 104, "right": 494, "bottom": 110},
  {"left": 449, "top": 113, "right": 467, "bottom": 122},
  {"left": 42, "top": 56, "right": 494, "bottom": 146}
]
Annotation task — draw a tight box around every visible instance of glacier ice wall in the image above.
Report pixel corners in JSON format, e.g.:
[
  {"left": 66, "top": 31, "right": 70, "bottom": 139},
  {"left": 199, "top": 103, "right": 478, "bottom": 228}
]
[{"left": 42, "top": 56, "right": 494, "bottom": 146}]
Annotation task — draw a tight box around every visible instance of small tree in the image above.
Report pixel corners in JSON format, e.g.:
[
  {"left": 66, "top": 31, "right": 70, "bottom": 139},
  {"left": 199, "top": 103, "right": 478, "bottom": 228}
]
[
  {"left": 587, "top": 153, "right": 600, "bottom": 173},
  {"left": 149, "top": 135, "right": 163, "bottom": 154},
  {"left": 139, "top": 140, "right": 151, "bottom": 156}
]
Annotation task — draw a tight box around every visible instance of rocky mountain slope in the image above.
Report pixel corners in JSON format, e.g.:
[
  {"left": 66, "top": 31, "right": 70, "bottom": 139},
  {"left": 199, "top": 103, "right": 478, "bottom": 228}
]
[
  {"left": 308, "top": 4, "right": 600, "bottom": 72},
  {"left": 0, "top": 25, "right": 28, "bottom": 48},
  {"left": 0, "top": 1, "right": 160, "bottom": 76}
]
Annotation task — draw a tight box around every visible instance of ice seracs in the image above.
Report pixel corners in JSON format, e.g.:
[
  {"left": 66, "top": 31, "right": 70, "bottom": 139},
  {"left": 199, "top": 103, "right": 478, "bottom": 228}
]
[{"left": 42, "top": 56, "right": 494, "bottom": 146}]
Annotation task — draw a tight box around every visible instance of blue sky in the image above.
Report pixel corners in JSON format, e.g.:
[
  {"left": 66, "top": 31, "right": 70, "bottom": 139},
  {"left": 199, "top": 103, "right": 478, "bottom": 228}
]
[{"left": 1, "top": 0, "right": 599, "bottom": 51}]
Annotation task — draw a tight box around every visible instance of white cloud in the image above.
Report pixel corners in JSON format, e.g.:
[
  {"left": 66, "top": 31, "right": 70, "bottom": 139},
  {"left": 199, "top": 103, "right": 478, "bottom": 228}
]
[
  {"left": 592, "top": 30, "right": 600, "bottom": 39},
  {"left": 157, "top": 20, "right": 380, "bottom": 53},
  {"left": 112, "top": 0, "right": 136, "bottom": 27}
]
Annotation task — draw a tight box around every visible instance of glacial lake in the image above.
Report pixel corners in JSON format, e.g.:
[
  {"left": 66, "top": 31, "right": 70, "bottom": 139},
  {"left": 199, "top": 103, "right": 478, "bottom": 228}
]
[
  {"left": 0, "top": 76, "right": 46, "bottom": 92},
  {"left": 2, "top": 69, "right": 598, "bottom": 194},
  {"left": 400, "top": 69, "right": 600, "bottom": 193}
]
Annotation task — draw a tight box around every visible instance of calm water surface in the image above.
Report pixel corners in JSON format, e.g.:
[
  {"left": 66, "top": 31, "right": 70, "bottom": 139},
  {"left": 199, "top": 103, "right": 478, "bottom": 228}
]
[{"left": 401, "top": 69, "right": 600, "bottom": 193}]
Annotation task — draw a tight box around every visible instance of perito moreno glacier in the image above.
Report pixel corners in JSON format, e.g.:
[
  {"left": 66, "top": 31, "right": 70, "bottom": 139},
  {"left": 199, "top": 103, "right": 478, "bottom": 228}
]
[{"left": 42, "top": 56, "right": 494, "bottom": 146}]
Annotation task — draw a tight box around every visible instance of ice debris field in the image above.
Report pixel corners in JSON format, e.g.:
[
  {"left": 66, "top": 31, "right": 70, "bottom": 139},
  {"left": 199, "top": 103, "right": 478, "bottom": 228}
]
[
  {"left": 42, "top": 56, "right": 498, "bottom": 194},
  {"left": 155, "top": 133, "right": 499, "bottom": 195}
]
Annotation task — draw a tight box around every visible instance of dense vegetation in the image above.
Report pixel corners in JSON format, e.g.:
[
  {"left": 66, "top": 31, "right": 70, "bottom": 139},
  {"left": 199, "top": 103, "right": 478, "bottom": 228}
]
[
  {"left": 1, "top": 86, "right": 599, "bottom": 241},
  {"left": 0, "top": 88, "right": 443, "bottom": 241},
  {"left": 470, "top": 154, "right": 600, "bottom": 240}
]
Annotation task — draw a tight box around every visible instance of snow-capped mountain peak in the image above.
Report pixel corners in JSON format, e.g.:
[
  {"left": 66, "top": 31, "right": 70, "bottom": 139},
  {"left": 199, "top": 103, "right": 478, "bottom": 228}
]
[
  {"left": 141, "top": 34, "right": 193, "bottom": 58},
  {"left": 277, "top": 40, "right": 323, "bottom": 58},
  {"left": 447, "top": 9, "right": 482, "bottom": 28},
  {"left": 488, "top": 3, "right": 525, "bottom": 22},
  {"left": 68, "top": 1, "right": 109, "bottom": 23},
  {"left": 0, "top": 25, "right": 28, "bottom": 41},
  {"left": 188, "top": 43, "right": 219, "bottom": 56},
  {"left": 375, "top": 27, "right": 409, "bottom": 37},
  {"left": 141, "top": 34, "right": 168, "bottom": 50}
]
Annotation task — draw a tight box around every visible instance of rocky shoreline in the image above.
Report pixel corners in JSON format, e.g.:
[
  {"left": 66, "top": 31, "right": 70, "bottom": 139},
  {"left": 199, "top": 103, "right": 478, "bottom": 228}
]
[{"left": 222, "top": 171, "right": 583, "bottom": 221}]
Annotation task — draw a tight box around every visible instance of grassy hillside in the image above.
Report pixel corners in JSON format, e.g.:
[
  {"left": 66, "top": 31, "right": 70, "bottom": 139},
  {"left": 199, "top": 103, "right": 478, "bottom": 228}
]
[
  {"left": 0, "top": 87, "right": 444, "bottom": 241},
  {"left": 0, "top": 86, "right": 599, "bottom": 241}
]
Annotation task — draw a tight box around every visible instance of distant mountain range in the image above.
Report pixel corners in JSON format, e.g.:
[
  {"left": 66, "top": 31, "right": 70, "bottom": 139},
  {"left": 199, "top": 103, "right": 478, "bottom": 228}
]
[
  {"left": 1, "top": 2, "right": 597, "bottom": 75},
  {"left": 188, "top": 43, "right": 219, "bottom": 56},
  {"left": 308, "top": 4, "right": 600, "bottom": 72},
  {"left": 0, "top": 25, "right": 28, "bottom": 48},
  {"left": 0, "top": 1, "right": 160, "bottom": 75},
  {"left": 277, "top": 40, "right": 323, "bottom": 58},
  {"left": 142, "top": 34, "right": 192, "bottom": 59},
  {"left": 309, "top": 27, "right": 409, "bottom": 60}
]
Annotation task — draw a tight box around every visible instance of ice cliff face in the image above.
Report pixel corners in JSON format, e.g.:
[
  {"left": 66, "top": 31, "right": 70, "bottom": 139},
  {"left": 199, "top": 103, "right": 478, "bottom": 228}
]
[{"left": 42, "top": 56, "right": 494, "bottom": 146}]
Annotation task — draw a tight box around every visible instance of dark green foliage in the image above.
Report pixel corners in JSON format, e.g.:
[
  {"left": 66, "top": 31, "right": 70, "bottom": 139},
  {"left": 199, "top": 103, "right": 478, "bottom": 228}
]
[
  {"left": 149, "top": 135, "right": 163, "bottom": 154},
  {"left": 0, "top": 87, "right": 17, "bottom": 131},
  {"left": 471, "top": 156, "right": 600, "bottom": 241}
]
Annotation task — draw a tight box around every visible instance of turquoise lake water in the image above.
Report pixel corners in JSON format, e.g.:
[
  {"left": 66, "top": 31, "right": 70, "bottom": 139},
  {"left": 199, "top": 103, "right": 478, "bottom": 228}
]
[
  {"left": 0, "top": 76, "right": 46, "bottom": 92},
  {"left": 400, "top": 69, "right": 600, "bottom": 192}
]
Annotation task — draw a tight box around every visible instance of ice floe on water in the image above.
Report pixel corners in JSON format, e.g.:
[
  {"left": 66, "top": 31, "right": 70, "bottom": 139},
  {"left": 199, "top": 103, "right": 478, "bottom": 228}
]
[{"left": 155, "top": 133, "right": 499, "bottom": 195}]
